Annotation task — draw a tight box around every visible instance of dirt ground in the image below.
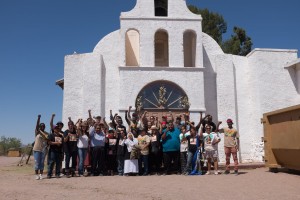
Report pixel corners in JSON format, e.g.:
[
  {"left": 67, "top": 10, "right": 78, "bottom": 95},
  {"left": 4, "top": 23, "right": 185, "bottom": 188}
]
[{"left": 0, "top": 156, "right": 299, "bottom": 200}]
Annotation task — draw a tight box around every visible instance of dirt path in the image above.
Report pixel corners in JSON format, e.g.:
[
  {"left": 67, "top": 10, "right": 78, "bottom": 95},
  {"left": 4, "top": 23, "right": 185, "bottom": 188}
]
[{"left": 0, "top": 157, "right": 299, "bottom": 200}]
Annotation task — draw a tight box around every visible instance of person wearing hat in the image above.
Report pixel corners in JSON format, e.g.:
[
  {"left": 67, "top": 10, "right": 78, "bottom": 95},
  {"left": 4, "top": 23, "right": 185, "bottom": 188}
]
[
  {"left": 50, "top": 114, "right": 64, "bottom": 133},
  {"left": 218, "top": 119, "right": 240, "bottom": 175}
]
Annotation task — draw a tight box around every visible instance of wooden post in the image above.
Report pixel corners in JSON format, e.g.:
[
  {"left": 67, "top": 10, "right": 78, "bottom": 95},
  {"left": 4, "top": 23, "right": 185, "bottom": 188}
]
[{"left": 26, "top": 147, "right": 33, "bottom": 165}]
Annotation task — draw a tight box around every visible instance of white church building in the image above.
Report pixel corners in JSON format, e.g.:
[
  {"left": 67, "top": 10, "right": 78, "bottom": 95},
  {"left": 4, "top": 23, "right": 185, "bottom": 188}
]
[{"left": 56, "top": 0, "right": 300, "bottom": 163}]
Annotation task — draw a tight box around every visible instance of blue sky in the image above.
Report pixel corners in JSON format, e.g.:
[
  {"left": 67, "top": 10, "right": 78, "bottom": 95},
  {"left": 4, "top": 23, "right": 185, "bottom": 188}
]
[{"left": 0, "top": 0, "right": 299, "bottom": 144}]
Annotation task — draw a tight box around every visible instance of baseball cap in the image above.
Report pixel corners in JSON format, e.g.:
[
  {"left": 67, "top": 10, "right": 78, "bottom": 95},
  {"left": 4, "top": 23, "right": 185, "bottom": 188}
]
[{"left": 226, "top": 119, "right": 233, "bottom": 123}]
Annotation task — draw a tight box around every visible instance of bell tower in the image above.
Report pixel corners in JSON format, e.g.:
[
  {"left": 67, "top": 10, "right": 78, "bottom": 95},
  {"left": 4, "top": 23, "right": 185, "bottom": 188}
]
[{"left": 119, "top": 0, "right": 203, "bottom": 68}]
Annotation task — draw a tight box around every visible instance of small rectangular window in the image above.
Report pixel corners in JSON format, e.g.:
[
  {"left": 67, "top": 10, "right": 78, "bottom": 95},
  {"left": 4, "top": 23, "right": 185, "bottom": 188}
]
[{"left": 155, "top": 0, "right": 168, "bottom": 17}]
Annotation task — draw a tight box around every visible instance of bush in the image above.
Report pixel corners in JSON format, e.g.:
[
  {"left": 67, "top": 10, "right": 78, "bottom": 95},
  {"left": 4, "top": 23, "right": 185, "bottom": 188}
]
[{"left": 0, "top": 136, "right": 22, "bottom": 156}]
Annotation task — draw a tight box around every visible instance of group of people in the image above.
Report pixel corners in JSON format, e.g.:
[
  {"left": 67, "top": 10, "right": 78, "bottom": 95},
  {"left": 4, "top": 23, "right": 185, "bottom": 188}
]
[{"left": 32, "top": 106, "right": 240, "bottom": 180}]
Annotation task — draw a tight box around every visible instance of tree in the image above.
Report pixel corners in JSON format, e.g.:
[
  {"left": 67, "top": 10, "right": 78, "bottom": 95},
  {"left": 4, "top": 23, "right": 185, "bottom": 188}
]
[
  {"left": 188, "top": 5, "right": 253, "bottom": 56},
  {"left": 0, "top": 136, "right": 22, "bottom": 155},
  {"left": 188, "top": 6, "right": 227, "bottom": 44},
  {"left": 221, "top": 27, "right": 253, "bottom": 56}
]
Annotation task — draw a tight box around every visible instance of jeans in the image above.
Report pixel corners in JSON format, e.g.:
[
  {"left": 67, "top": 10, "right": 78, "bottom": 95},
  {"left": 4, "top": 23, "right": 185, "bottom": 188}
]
[
  {"left": 117, "top": 155, "right": 124, "bottom": 175},
  {"left": 139, "top": 154, "right": 149, "bottom": 175},
  {"left": 225, "top": 147, "right": 238, "bottom": 171},
  {"left": 33, "top": 151, "right": 46, "bottom": 171},
  {"left": 65, "top": 150, "right": 78, "bottom": 171},
  {"left": 78, "top": 148, "right": 88, "bottom": 175},
  {"left": 47, "top": 150, "right": 61, "bottom": 176},
  {"left": 185, "top": 151, "right": 196, "bottom": 173},
  {"left": 163, "top": 151, "right": 180, "bottom": 174},
  {"left": 180, "top": 152, "right": 187, "bottom": 173}
]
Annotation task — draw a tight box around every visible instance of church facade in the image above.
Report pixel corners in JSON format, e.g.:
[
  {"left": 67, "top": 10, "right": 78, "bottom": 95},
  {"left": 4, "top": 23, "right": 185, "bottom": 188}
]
[{"left": 57, "top": 0, "right": 300, "bottom": 162}]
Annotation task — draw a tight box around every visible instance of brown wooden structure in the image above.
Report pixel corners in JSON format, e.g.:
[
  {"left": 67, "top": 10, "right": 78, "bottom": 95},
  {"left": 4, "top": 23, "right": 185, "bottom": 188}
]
[{"left": 262, "top": 104, "right": 300, "bottom": 172}]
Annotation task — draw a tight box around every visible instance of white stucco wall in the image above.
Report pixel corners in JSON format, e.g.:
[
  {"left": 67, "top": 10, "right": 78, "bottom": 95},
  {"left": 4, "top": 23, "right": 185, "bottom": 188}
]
[
  {"left": 232, "top": 55, "right": 263, "bottom": 162},
  {"left": 297, "top": 65, "right": 300, "bottom": 93},
  {"left": 284, "top": 59, "right": 300, "bottom": 95},
  {"left": 63, "top": 52, "right": 104, "bottom": 125},
  {"left": 247, "top": 49, "right": 299, "bottom": 114},
  {"left": 94, "top": 30, "right": 122, "bottom": 118}
]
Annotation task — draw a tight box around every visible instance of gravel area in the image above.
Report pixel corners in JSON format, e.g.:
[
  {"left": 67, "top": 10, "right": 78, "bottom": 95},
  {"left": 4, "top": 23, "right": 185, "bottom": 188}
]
[{"left": 0, "top": 156, "right": 299, "bottom": 200}]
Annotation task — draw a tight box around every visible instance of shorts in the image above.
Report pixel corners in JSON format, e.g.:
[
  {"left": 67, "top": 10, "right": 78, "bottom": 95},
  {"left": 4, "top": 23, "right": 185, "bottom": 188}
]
[{"left": 204, "top": 150, "right": 218, "bottom": 160}]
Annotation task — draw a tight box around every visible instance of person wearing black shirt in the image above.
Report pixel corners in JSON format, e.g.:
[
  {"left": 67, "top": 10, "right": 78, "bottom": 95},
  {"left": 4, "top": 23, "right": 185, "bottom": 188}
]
[
  {"left": 106, "top": 130, "right": 118, "bottom": 176},
  {"left": 47, "top": 126, "right": 64, "bottom": 178},
  {"left": 185, "top": 127, "right": 199, "bottom": 175},
  {"left": 64, "top": 119, "right": 78, "bottom": 177},
  {"left": 116, "top": 130, "right": 126, "bottom": 176},
  {"left": 149, "top": 126, "right": 162, "bottom": 175}
]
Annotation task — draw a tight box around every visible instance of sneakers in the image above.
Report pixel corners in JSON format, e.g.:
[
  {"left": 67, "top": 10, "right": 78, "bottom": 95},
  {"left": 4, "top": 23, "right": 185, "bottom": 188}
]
[
  {"left": 35, "top": 175, "right": 40, "bottom": 180},
  {"left": 190, "top": 171, "right": 202, "bottom": 176},
  {"left": 183, "top": 172, "right": 189, "bottom": 176},
  {"left": 234, "top": 170, "right": 239, "bottom": 176},
  {"left": 214, "top": 171, "right": 218, "bottom": 175},
  {"left": 205, "top": 171, "right": 211, "bottom": 175},
  {"left": 223, "top": 170, "right": 230, "bottom": 175},
  {"left": 39, "top": 174, "right": 43, "bottom": 180}
]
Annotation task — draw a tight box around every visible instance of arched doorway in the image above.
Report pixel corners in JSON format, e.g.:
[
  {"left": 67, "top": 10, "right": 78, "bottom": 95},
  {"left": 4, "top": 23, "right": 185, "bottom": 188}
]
[{"left": 135, "top": 81, "right": 190, "bottom": 121}]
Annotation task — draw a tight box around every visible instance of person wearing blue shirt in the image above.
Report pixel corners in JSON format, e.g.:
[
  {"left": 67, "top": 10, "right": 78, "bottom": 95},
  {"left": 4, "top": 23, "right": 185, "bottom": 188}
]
[
  {"left": 161, "top": 121, "right": 181, "bottom": 175},
  {"left": 89, "top": 123, "right": 107, "bottom": 176}
]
